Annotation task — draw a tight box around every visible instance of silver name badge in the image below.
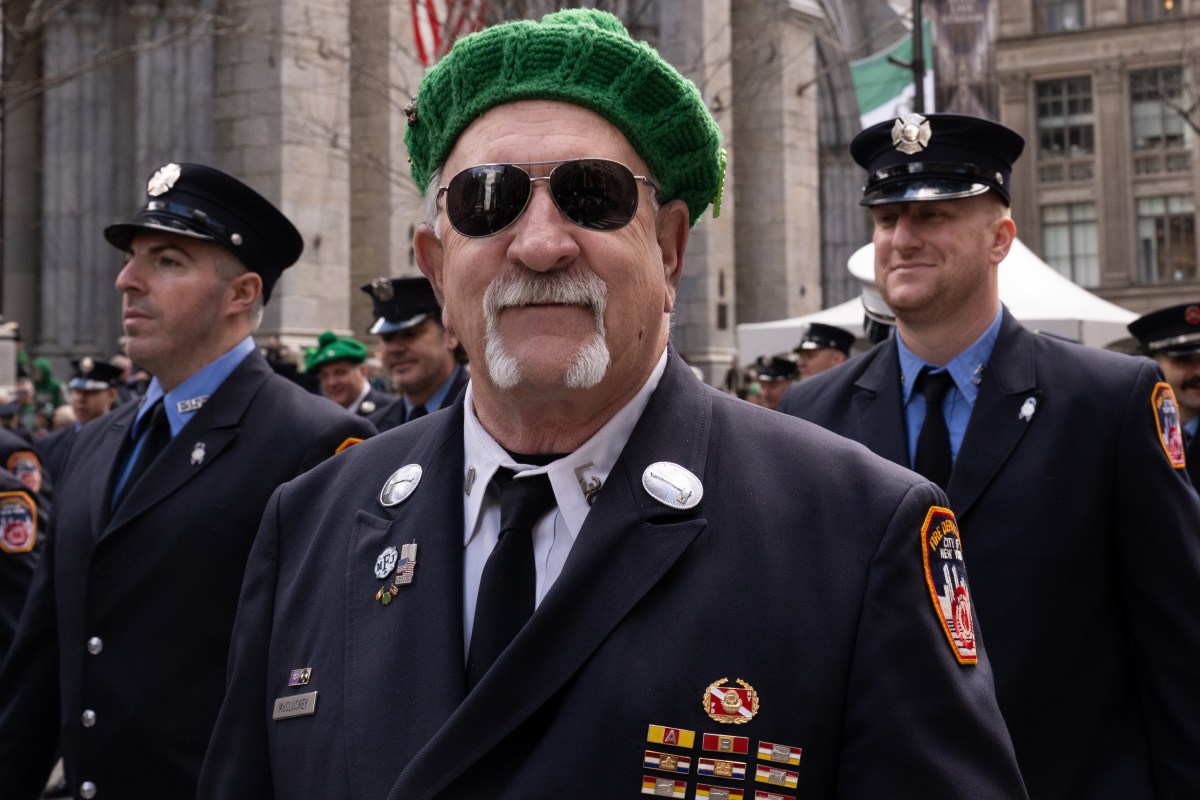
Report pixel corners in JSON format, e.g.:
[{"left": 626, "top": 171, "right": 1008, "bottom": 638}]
[{"left": 273, "top": 690, "right": 318, "bottom": 720}]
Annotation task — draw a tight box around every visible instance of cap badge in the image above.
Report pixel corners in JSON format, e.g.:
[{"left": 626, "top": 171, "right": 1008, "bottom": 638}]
[
  {"left": 1186, "top": 305, "right": 1200, "bottom": 326},
  {"left": 703, "top": 677, "right": 759, "bottom": 724},
  {"left": 80, "top": 357, "right": 94, "bottom": 374},
  {"left": 147, "top": 163, "right": 182, "bottom": 196},
  {"left": 642, "top": 462, "right": 703, "bottom": 510},
  {"left": 381, "top": 463, "right": 422, "bottom": 507},
  {"left": 891, "top": 113, "right": 931, "bottom": 155},
  {"left": 372, "top": 277, "right": 395, "bottom": 302},
  {"left": 374, "top": 545, "right": 398, "bottom": 579}
]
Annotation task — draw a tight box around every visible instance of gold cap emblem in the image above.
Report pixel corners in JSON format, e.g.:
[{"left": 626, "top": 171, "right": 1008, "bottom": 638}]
[
  {"left": 79, "top": 357, "right": 94, "bottom": 374},
  {"left": 372, "top": 277, "right": 395, "bottom": 302},
  {"left": 891, "top": 113, "right": 931, "bottom": 155}
]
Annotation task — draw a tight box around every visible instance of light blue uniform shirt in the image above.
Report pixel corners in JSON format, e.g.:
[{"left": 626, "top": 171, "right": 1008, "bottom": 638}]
[
  {"left": 112, "top": 336, "right": 256, "bottom": 503},
  {"left": 403, "top": 364, "right": 464, "bottom": 419},
  {"left": 898, "top": 307, "right": 1004, "bottom": 466}
]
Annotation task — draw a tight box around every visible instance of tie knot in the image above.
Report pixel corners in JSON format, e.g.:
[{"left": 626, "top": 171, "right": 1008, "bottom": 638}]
[
  {"left": 917, "top": 368, "right": 954, "bottom": 405},
  {"left": 496, "top": 470, "right": 556, "bottom": 535}
]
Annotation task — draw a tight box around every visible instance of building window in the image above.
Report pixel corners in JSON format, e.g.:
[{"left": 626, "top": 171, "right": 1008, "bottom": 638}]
[
  {"left": 1035, "top": 77, "right": 1094, "bottom": 183},
  {"left": 1137, "top": 195, "right": 1196, "bottom": 284},
  {"left": 1033, "top": 0, "right": 1084, "bottom": 33},
  {"left": 1042, "top": 203, "right": 1100, "bottom": 287},
  {"left": 1131, "top": 66, "right": 1190, "bottom": 175},
  {"left": 1129, "top": 0, "right": 1183, "bottom": 23}
]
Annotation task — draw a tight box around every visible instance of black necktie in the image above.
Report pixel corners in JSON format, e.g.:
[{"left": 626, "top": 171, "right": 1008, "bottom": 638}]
[
  {"left": 114, "top": 400, "right": 170, "bottom": 507},
  {"left": 406, "top": 404, "right": 426, "bottom": 423},
  {"left": 466, "top": 469, "right": 556, "bottom": 689},
  {"left": 913, "top": 368, "right": 954, "bottom": 490}
]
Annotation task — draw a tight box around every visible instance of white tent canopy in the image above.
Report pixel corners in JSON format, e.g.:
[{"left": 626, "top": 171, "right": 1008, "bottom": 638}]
[{"left": 736, "top": 238, "right": 1137, "bottom": 364}]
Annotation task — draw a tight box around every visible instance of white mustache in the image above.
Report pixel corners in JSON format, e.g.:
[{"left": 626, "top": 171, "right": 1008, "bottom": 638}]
[{"left": 483, "top": 267, "right": 607, "bottom": 317}]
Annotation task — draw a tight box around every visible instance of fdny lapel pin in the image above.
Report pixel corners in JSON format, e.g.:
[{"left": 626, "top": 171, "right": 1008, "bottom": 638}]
[
  {"left": 1018, "top": 396, "right": 1037, "bottom": 422},
  {"left": 380, "top": 464, "right": 422, "bottom": 507},
  {"left": 190, "top": 442, "right": 206, "bottom": 466},
  {"left": 375, "top": 542, "right": 417, "bottom": 605},
  {"left": 360, "top": 400, "right": 376, "bottom": 415},
  {"left": 574, "top": 462, "right": 603, "bottom": 506},
  {"left": 704, "top": 678, "right": 759, "bottom": 724},
  {"left": 464, "top": 466, "right": 477, "bottom": 496},
  {"left": 288, "top": 667, "right": 312, "bottom": 687},
  {"left": 374, "top": 546, "right": 398, "bottom": 579},
  {"left": 642, "top": 462, "right": 702, "bottom": 510},
  {"left": 177, "top": 395, "right": 208, "bottom": 414}
]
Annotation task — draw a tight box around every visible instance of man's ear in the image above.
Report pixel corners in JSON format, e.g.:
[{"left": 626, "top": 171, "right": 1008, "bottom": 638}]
[
  {"left": 656, "top": 200, "right": 690, "bottom": 313},
  {"left": 990, "top": 215, "right": 1016, "bottom": 267},
  {"left": 227, "top": 271, "right": 263, "bottom": 315},
  {"left": 414, "top": 223, "right": 446, "bottom": 305}
]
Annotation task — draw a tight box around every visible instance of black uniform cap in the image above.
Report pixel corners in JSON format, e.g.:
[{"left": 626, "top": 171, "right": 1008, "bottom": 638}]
[
  {"left": 797, "top": 323, "right": 855, "bottom": 356},
  {"left": 104, "top": 162, "right": 303, "bottom": 304},
  {"left": 756, "top": 354, "right": 799, "bottom": 382},
  {"left": 1128, "top": 303, "right": 1200, "bottom": 357},
  {"left": 851, "top": 113, "right": 1025, "bottom": 207},
  {"left": 68, "top": 357, "right": 123, "bottom": 391},
  {"left": 360, "top": 277, "right": 442, "bottom": 336}
]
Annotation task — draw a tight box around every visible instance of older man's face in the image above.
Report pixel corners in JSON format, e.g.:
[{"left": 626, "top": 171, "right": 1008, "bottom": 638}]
[{"left": 417, "top": 100, "right": 687, "bottom": 403}]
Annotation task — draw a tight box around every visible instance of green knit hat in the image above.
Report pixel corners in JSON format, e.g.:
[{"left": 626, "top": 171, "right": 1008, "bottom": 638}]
[
  {"left": 404, "top": 8, "right": 724, "bottom": 227},
  {"left": 305, "top": 330, "right": 368, "bottom": 372}
]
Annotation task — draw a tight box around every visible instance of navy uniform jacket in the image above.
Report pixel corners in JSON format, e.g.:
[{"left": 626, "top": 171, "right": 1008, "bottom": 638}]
[
  {"left": 199, "top": 353, "right": 1026, "bottom": 800},
  {"left": 0, "top": 469, "right": 44, "bottom": 663},
  {"left": 369, "top": 366, "right": 470, "bottom": 432},
  {"left": 355, "top": 387, "right": 395, "bottom": 420},
  {"left": 781, "top": 310, "right": 1200, "bottom": 799},
  {"left": 39, "top": 424, "right": 78, "bottom": 486},
  {"left": 1188, "top": 434, "right": 1200, "bottom": 488},
  {"left": 0, "top": 352, "right": 375, "bottom": 800}
]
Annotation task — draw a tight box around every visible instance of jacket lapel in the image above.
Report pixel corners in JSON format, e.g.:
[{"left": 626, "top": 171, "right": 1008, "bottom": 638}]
[
  {"left": 102, "top": 354, "right": 271, "bottom": 538},
  {"left": 343, "top": 404, "right": 471, "bottom": 798},
  {"left": 850, "top": 340, "right": 911, "bottom": 467},
  {"left": 948, "top": 311, "right": 1040, "bottom": 517},
  {"left": 387, "top": 354, "right": 710, "bottom": 800}
]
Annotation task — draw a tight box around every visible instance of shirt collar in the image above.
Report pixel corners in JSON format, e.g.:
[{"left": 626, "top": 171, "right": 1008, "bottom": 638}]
[
  {"left": 405, "top": 364, "right": 464, "bottom": 418},
  {"left": 136, "top": 336, "right": 257, "bottom": 436},
  {"left": 898, "top": 306, "right": 1004, "bottom": 407},
  {"left": 461, "top": 349, "right": 669, "bottom": 547}
]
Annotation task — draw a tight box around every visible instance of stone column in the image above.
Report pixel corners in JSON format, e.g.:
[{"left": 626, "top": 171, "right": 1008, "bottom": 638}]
[
  {"left": 214, "top": 0, "right": 353, "bottom": 346},
  {"left": 658, "top": 0, "right": 738, "bottom": 386},
  {"left": 1093, "top": 62, "right": 1131, "bottom": 286},
  {"left": 731, "top": 0, "right": 823, "bottom": 333}
]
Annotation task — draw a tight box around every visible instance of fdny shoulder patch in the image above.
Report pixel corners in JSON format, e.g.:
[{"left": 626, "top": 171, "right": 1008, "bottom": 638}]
[
  {"left": 335, "top": 437, "right": 364, "bottom": 455},
  {"left": 0, "top": 491, "right": 36, "bottom": 554},
  {"left": 1151, "top": 382, "right": 1187, "bottom": 470},
  {"left": 6, "top": 451, "right": 42, "bottom": 494},
  {"left": 920, "top": 507, "right": 977, "bottom": 665}
]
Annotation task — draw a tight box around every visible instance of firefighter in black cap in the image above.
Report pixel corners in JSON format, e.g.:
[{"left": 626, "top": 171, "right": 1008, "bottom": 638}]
[
  {"left": 795, "top": 322, "right": 855, "bottom": 378},
  {"left": 0, "top": 163, "right": 374, "bottom": 799},
  {"left": 754, "top": 353, "right": 797, "bottom": 411},
  {"left": 783, "top": 113, "right": 1200, "bottom": 799},
  {"left": 1129, "top": 302, "right": 1200, "bottom": 487},
  {"left": 360, "top": 276, "right": 469, "bottom": 432},
  {"left": 39, "top": 358, "right": 122, "bottom": 481}
]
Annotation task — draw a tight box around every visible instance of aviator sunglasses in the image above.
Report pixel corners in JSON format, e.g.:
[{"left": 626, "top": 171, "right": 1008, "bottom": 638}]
[{"left": 437, "top": 158, "right": 661, "bottom": 238}]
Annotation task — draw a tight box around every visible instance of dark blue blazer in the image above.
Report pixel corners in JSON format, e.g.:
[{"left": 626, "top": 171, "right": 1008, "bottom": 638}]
[
  {"left": 369, "top": 366, "right": 469, "bottom": 432},
  {"left": 199, "top": 353, "right": 1027, "bottom": 799},
  {"left": 781, "top": 310, "right": 1200, "bottom": 799},
  {"left": 0, "top": 352, "right": 375, "bottom": 800}
]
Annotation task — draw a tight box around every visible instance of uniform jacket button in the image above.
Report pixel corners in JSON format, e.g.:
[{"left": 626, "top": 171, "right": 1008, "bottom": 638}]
[
  {"left": 80, "top": 781, "right": 97, "bottom": 798},
  {"left": 86, "top": 637, "right": 103, "bottom": 655}
]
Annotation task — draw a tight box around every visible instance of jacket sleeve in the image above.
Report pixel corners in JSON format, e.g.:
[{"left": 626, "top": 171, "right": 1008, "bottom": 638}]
[
  {"left": 0, "top": 517, "right": 64, "bottom": 800},
  {"left": 1113, "top": 360, "right": 1200, "bottom": 794},
  {"left": 837, "top": 480, "right": 1029, "bottom": 799}
]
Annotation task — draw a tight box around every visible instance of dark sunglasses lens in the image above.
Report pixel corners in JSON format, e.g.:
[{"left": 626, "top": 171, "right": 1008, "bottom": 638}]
[
  {"left": 445, "top": 165, "right": 531, "bottom": 236},
  {"left": 550, "top": 160, "right": 639, "bottom": 231}
]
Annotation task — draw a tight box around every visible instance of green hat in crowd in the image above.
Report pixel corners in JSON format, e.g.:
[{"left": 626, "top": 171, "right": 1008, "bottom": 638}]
[
  {"left": 404, "top": 8, "right": 725, "bottom": 227},
  {"left": 305, "top": 331, "right": 368, "bottom": 372}
]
